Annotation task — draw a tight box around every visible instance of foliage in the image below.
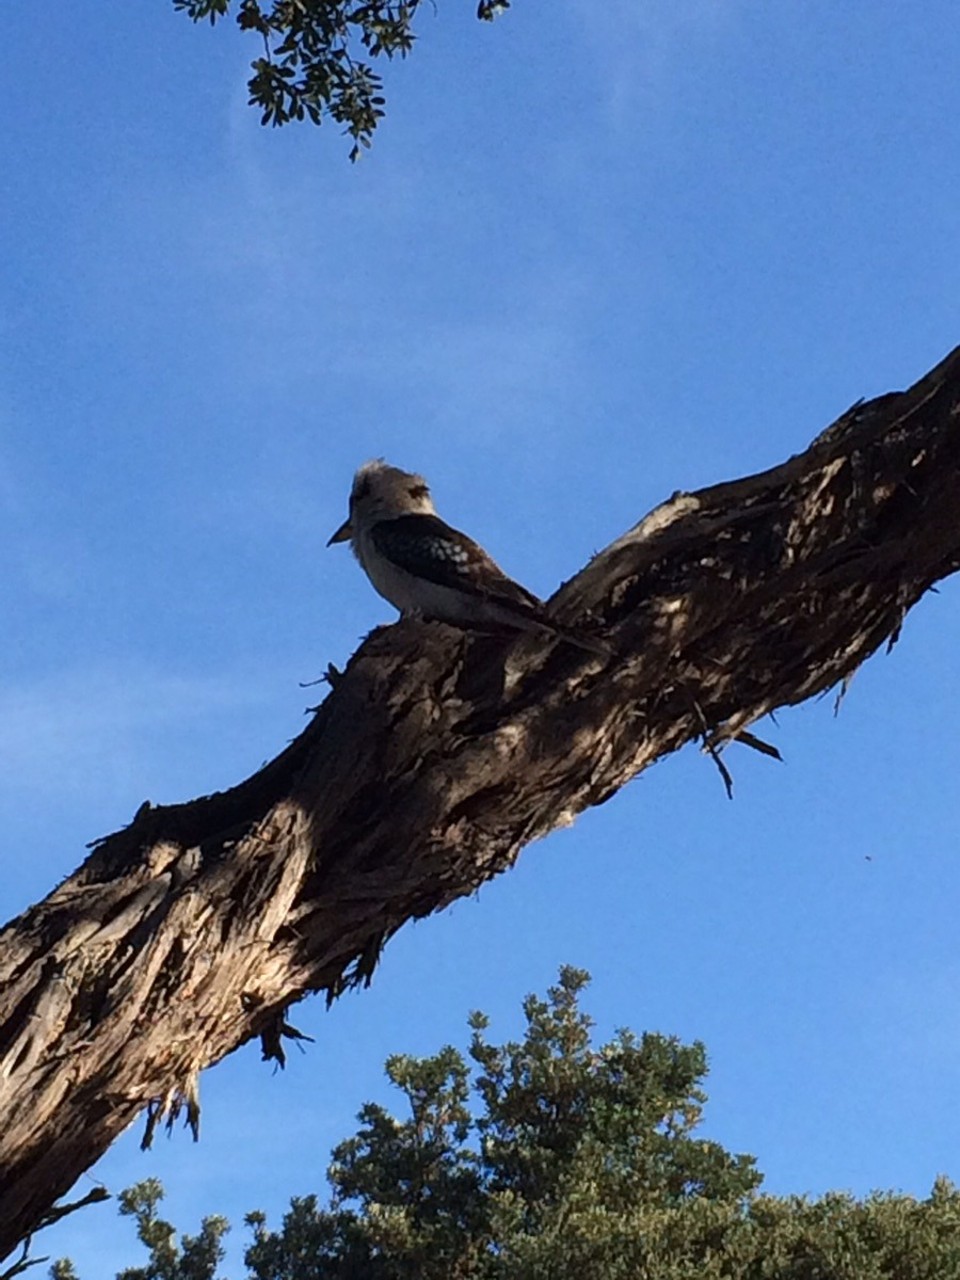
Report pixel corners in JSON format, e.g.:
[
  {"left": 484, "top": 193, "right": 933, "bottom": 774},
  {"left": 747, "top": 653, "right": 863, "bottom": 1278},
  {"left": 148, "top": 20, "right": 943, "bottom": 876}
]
[
  {"left": 241, "top": 966, "right": 757, "bottom": 1279},
  {"left": 53, "top": 969, "right": 960, "bottom": 1279},
  {"left": 49, "top": 1180, "right": 229, "bottom": 1280},
  {"left": 172, "top": 0, "right": 511, "bottom": 157}
]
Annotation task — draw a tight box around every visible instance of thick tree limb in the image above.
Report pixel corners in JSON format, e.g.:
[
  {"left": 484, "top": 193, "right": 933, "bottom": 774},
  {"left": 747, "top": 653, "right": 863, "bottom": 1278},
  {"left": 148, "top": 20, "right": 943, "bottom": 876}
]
[{"left": 2, "top": 346, "right": 959, "bottom": 1258}]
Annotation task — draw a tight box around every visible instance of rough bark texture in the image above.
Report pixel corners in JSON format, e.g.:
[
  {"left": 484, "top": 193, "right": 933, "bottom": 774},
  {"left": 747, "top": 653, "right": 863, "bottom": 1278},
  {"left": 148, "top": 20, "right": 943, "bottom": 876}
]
[{"left": 2, "top": 347, "right": 960, "bottom": 1259}]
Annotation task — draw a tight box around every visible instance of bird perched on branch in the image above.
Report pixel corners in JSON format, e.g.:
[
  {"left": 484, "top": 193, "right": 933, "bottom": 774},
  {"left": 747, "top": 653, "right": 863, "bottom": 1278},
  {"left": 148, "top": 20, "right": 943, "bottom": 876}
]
[{"left": 328, "top": 459, "right": 608, "bottom": 656}]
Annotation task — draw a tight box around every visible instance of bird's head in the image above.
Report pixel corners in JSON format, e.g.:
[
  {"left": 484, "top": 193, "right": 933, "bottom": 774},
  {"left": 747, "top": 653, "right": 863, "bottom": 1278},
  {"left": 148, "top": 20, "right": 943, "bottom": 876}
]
[{"left": 327, "top": 459, "right": 436, "bottom": 545}]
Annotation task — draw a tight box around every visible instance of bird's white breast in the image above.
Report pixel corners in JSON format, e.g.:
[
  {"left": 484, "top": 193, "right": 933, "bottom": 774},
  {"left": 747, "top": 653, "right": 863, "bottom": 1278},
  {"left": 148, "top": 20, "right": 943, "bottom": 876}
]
[{"left": 354, "top": 523, "right": 479, "bottom": 620}]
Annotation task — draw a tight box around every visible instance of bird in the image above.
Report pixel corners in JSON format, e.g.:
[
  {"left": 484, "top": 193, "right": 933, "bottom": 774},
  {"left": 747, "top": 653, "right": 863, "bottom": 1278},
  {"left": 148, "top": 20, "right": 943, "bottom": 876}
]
[{"left": 328, "top": 459, "right": 609, "bottom": 656}]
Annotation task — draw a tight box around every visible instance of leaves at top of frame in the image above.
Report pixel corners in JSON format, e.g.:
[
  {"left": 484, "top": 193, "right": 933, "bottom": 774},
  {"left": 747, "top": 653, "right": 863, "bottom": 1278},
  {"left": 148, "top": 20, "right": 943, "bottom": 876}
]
[{"left": 172, "top": 0, "right": 512, "bottom": 156}]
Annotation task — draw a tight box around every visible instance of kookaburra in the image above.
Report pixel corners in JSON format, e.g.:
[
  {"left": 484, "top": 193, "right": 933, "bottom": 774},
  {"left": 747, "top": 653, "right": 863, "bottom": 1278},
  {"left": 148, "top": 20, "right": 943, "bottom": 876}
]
[{"left": 328, "top": 459, "right": 608, "bottom": 655}]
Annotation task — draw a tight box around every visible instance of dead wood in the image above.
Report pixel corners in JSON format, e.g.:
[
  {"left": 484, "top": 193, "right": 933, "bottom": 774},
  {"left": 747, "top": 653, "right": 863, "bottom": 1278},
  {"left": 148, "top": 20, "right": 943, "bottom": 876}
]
[{"left": 2, "top": 345, "right": 959, "bottom": 1259}]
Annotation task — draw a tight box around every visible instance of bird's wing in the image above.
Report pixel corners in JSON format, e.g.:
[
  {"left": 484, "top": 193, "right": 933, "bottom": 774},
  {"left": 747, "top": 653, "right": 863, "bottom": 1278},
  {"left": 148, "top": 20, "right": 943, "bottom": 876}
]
[{"left": 369, "top": 514, "right": 543, "bottom": 613}]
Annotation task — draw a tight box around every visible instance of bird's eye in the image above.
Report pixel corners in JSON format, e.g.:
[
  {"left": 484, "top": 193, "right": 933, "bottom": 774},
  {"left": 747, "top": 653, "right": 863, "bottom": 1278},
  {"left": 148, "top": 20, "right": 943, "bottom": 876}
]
[
  {"left": 353, "top": 477, "right": 372, "bottom": 503},
  {"left": 408, "top": 483, "right": 429, "bottom": 501}
]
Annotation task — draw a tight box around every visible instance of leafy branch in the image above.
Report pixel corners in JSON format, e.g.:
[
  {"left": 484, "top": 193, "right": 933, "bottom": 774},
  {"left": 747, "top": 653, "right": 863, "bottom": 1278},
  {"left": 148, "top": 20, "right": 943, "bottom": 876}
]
[{"left": 172, "top": 0, "right": 512, "bottom": 157}]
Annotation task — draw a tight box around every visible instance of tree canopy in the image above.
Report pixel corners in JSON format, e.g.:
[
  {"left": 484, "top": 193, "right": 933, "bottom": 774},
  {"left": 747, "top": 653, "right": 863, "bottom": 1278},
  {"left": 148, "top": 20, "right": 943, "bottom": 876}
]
[
  {"left": 173, "top": 0, "right": 511, "bottom": 156},
  {"left": 52, "top": 971, "right": 960, "bottom": 1280}
]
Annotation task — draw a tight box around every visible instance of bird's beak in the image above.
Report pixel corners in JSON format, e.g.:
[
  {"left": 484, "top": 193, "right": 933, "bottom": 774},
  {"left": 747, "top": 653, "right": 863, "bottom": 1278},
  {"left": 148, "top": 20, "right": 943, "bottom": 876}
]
[{"left": 327, "top": 518, "right": 353, "bottom": 547}]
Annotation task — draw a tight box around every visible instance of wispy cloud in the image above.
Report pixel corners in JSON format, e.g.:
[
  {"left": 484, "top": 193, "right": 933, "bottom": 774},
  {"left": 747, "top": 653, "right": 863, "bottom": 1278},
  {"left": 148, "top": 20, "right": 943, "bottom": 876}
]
[
  {"left": 0, "top": 666, "right": 275, "bottom": 805},
  {"left": 566, "top": 0, "right": 738, "bottom": 130},
  {"left": 0, "top": 425, "right": 93, "bottom": 606},
  {"left": 60, "top": 116, "right": 601, "bottom": 537}
]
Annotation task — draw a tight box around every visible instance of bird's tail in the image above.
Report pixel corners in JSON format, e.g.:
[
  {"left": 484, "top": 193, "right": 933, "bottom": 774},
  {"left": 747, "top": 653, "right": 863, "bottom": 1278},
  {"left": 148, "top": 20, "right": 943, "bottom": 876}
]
[{"left": 481, "top": 598, "right": 611, "bottom": 658}]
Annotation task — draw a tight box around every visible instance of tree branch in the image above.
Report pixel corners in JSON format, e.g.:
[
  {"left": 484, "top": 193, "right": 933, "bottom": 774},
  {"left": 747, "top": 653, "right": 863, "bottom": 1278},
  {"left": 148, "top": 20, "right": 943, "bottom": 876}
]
[{"left": 2, "top": 345, "right": 959, "bottom": 1259}]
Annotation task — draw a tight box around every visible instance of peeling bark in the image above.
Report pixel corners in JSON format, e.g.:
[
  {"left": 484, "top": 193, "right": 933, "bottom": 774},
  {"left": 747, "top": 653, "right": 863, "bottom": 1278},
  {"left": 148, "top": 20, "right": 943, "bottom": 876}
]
[{"left": 2, "top": 347, "right": 959, "bottom": 1258}]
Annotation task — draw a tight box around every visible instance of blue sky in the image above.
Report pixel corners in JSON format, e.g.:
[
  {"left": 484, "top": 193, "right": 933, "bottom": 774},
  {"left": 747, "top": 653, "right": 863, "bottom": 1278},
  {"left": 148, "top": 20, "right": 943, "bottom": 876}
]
[{"left": 4, "top": 0, "right": 960, "bottom": 1272}]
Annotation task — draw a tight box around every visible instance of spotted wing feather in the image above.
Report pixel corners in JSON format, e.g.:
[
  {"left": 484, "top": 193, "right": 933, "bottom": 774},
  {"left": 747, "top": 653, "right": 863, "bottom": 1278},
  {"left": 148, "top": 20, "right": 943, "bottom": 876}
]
[{"left": 370, "top": 514, "right": 543, "bottom": 614}]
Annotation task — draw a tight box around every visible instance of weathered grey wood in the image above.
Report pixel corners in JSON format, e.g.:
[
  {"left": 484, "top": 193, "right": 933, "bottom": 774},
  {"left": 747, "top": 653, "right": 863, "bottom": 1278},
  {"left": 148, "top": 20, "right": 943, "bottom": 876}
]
[{"left": 2, "top": 346, "right": 959, "bottom": 1259}]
